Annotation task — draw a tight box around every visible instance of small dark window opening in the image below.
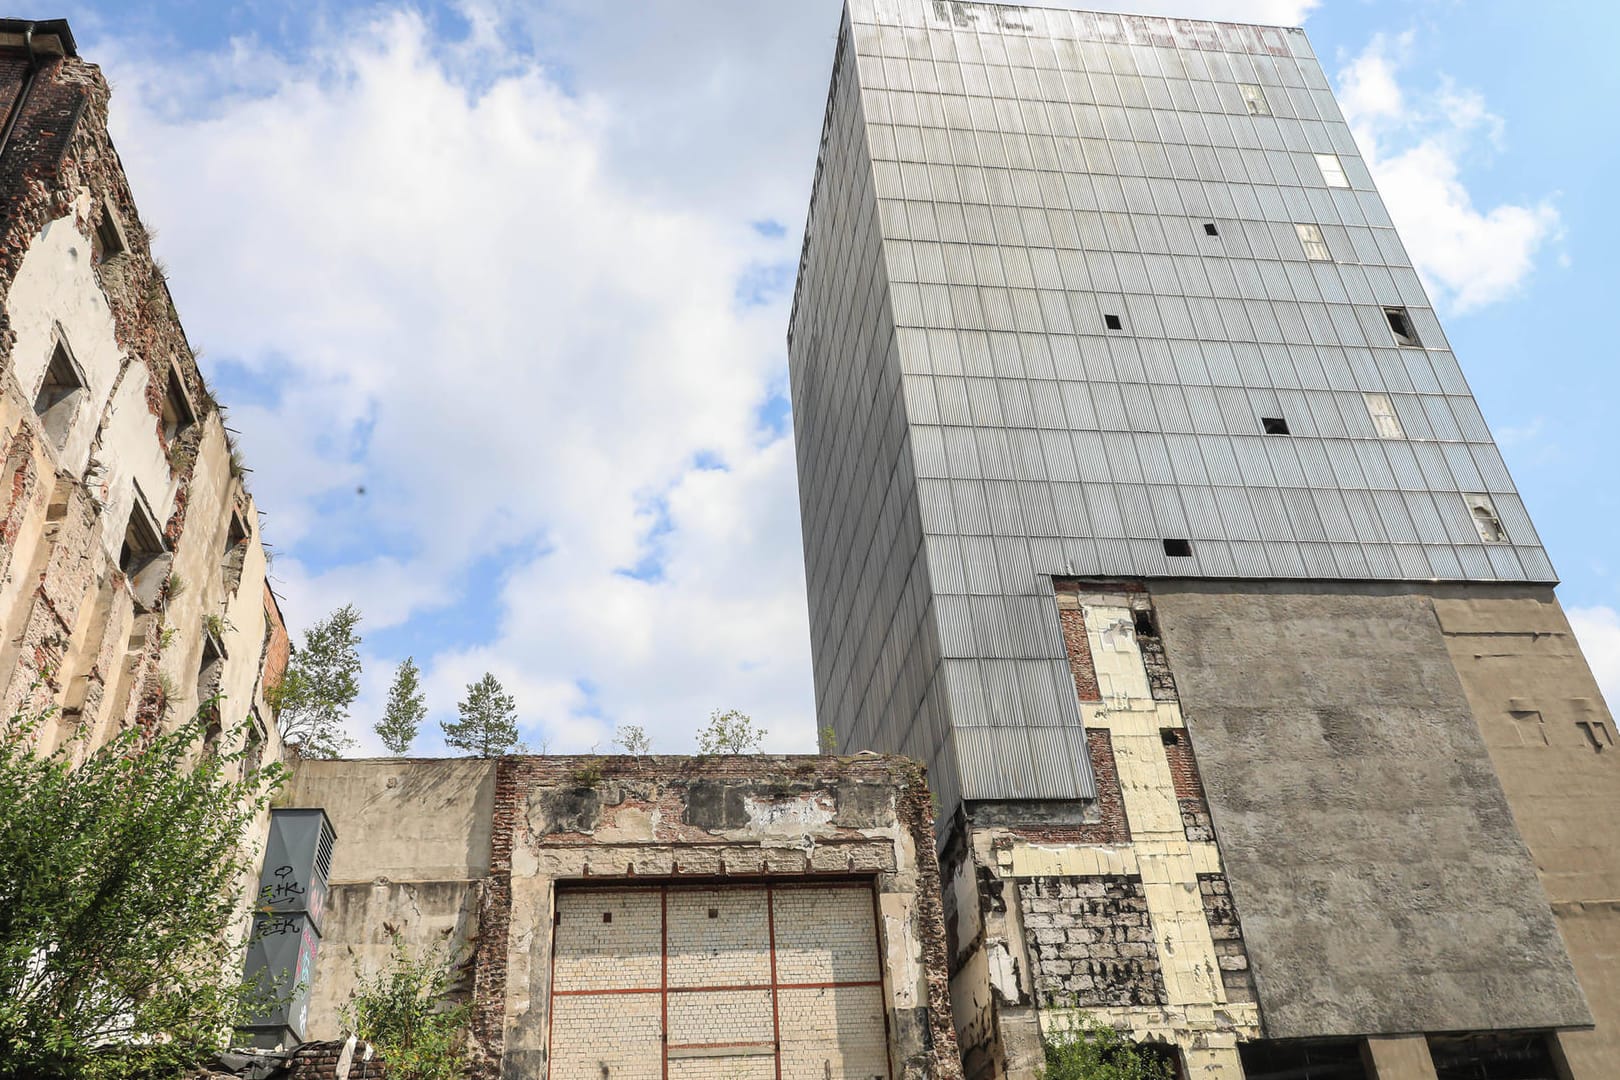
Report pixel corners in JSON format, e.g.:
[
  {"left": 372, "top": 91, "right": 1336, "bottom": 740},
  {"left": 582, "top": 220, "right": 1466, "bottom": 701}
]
[
  {"left": 1161, "top": 729, "right": 1181, "bottom": 747},
  {"left": 1203, "top": 222, "right": 1219, "bottom": 236},
  {"left": 222, "top": 511, "right": 250, "bottom": 595},
  {"left": 1104, "top": 313, "right": 1123, "bottom": 331},
  {"left": 602, "top": 912, "right": 612, "bottom": 924},
  {"left": 34, "top": 340, "right": 86, "bottom": 449},
  {"left": 1261, "top": 417, "right": 1290, "bottom": 435},
  {"left": 119, "top": 485, "right": 169, "bottom": 610},
  {"left": 1162, "top": 538, "right": 1193, "bottom": 558},
  {"left": 162, "top": 366, "right": 196, "bottom": 444},
  {"left": 198, "top": 630, "right": 225, "bottom": 705},
  {"left": 1383, "top": 305, "right": 1421, "bottom": 347},
  {"left": 93, "top": 204, "right": 127, "bottom": 264},
  {"left": 1133, "top": 609, "right": 1156, "bottom": 638},
  {"left": 708, "top": 907, "right": 719, "bottom": 919}
]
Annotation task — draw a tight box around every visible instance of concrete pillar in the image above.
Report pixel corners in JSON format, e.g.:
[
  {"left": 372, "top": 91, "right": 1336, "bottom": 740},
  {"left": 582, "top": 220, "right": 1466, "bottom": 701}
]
[
  {"left": 1361, "top": 1035, "right": 1439, "bottom": 1080},
  {"left": 1182, "top": 1045, "right": 1245, "bottom": 1079}
]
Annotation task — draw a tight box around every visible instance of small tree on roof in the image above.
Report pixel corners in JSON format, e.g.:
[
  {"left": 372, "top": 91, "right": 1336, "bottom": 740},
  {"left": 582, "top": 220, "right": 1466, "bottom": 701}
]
[{"left": 441, "top": 673, "right": 519, "bottom": 758}]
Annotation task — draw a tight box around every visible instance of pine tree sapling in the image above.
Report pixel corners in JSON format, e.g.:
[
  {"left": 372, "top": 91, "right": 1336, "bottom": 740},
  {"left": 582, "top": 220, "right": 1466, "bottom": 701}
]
[
  {"left": 0, "top": 707, "right": 286, "bottom": 1078},
  {"left": 377, "top": 657, "right": 427, "bottom": 755},
  {"left": 696, "top": 709, "right": 766, "bottom": 754},
  {"left": 270, "top": 604, "right": 361, "bottom": 758},
  {"left": 440, "top": 673, "right": 519, "bottom": 758}
]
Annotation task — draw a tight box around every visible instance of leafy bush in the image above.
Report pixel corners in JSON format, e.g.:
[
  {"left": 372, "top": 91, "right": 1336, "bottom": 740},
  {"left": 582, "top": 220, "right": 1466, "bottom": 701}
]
[
  {"left": 1041, "top": 1017, "right": 1176, "bottom": 1080},
  {"left": 341, "top": 932, "right": 469, "bottom": 1080},
  {"left": 0, "top": 704, "right": 283, "bottom": 1079}
]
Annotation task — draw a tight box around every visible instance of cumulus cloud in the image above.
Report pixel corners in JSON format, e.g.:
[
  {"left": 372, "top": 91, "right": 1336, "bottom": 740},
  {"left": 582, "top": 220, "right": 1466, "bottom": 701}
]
[
  {"left": 1335, "top": 33, "right": 1560, "bottom": 313},
  {"left": 1568, "top": 607, "right": 1620, "bottom": 716},
  {"left": 96, "top": 9, "right": 816, "bottom": 754}
]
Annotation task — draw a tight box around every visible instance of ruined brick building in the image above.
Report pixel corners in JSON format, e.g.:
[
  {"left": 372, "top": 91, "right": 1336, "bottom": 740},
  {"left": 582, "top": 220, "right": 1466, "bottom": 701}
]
[
  {"left": 789, "top": 2, "right": 1617, "bottom": 1078},
  {"left": 0, "top": 19, "right": 286, "bottom": 781}
]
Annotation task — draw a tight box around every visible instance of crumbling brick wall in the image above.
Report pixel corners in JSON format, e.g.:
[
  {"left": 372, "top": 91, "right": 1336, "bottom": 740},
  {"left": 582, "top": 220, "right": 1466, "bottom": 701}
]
[
  {"left": 1017, "top": 875, "right": 1167, "bottom": 1008},
  {"left": 1198, "top": 874, "right": 1256, "bottom": 1005}
]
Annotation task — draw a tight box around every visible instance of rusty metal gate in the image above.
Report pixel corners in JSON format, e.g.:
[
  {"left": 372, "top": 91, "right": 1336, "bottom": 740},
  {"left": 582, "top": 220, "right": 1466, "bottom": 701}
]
[{"left": 548, "top": 881, "right": 892, "bottom": 1080}]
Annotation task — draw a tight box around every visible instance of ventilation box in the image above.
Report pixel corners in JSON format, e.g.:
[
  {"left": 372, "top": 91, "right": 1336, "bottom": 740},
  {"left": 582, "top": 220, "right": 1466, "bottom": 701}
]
[{"left": 237, "top": 808, "right": 336, "bottom": 1050}]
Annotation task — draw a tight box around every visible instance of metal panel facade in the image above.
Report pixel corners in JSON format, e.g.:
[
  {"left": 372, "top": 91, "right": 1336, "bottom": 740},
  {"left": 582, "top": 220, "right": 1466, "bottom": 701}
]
[{"left": 789, "top": 1, "right": 1549, "bottom": 808}]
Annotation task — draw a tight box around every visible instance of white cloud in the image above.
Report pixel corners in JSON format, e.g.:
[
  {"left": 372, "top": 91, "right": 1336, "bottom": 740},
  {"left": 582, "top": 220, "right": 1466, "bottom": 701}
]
[
  {"left": 1335, "top": 34, "right": 1560, "bottom": 313},
  {"left": 1568, "top": 607, "right": 1620, "bottom": 717},
  {"left": 97, "top": 9, "right": 816, "bottom": 755}
]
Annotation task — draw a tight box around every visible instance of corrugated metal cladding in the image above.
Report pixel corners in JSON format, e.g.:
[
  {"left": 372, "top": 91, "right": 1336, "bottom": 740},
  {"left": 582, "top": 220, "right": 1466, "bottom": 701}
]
[{"left": 788, "top": 0, "right": 1551, "bottom": 808}]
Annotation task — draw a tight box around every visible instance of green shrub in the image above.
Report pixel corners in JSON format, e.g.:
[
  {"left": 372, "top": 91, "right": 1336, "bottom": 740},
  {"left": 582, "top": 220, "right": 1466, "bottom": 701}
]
[
  {"left": 1041, "top": 1016, "right": 1175, "bottom": 1080},
  {"left": 341, "top": 932, "right": 469, "bottom": 1080}
]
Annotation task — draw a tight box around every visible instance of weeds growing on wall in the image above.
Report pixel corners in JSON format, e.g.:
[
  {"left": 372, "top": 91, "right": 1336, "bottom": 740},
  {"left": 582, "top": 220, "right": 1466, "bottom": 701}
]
[
  {"left": 0, "top": 701, "right": 284, "bottom": 1079},
  {"left": 341, "top": 931, "right": 470, "bottom": 1080},
  {"left": 1041, "top": 1017, "right": 1175, "bottom": 1080}
]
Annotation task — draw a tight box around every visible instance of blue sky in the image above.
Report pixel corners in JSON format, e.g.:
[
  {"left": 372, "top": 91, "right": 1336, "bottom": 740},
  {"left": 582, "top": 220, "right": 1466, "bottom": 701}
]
[{"left": 51, "top": 0, "right": 1620, "bottom": 753}]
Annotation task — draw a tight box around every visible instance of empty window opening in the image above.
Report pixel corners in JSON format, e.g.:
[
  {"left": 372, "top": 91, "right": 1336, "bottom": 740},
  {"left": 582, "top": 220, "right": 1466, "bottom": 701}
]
[
  {"left": 162, "top": 366, "right": 196, "bottom": 444},
  {"left": 1363, "top": 393, "right": 1405, "bottom": 439},
  {"left": 33, "top": 338, "right": 86, "bottom": 449},
  {"left": 1578, "top": 720, "right": 1614, "bottom": 754},
  {"left": 1203, "top": 222, "right": 1219, "bottom": 236},
  {"left": 708, "top": 907, "right": 719, "bottom": 919},
  {"left": 1294, "top": 222, "right": 1331, "bottom": 261},
  {"left": 1161, "top": 729, "right": 1181, "bottom": 747},
  {"left": 119, "top": 484, "right": 169, "bottom": 610},
  {"left": 1261, "top": 417, "right": 1290, "bottom": 436},
  {"left": 93, "top": 203, "right": 127, "bottom": 263},
  {"left": 1464, "top": 494, "right": 1508, "bottom": 544},
  {"left": 1383, "top": 306, "right": 1422, "bottom": 347},
  {"left": 198, "top": 630, "right": 226, "bottom": 704},
  {"left": 601, "top": 911, "right": 612, "bottom": 923},
  {"left": 1162, "top": 538, "right": 1193, "bottom": 558},
  {"left": 1314, "top": 153, "right": 1350, "bottom": 188},
  {"left": 221, "top": 510, "right": 250, "bottom": 595},
  {"left": 1133, "top": 609, "right": 1157, "bottom": 638},
  {"left": 1104, "top": 313, "right": 1123, "bottom": 331},
  {"left": 1428, "top": 1031, "right": 1561, "bottom": 1080},
  {"left": 1238, "top": 83, "right": 1270, "bottom": 115}
]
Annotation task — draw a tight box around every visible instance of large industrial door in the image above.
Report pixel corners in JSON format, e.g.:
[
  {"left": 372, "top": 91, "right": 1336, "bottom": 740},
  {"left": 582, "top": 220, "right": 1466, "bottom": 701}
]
[{"left": 549, "top": 881, "right": 891, "bottom": 1080}]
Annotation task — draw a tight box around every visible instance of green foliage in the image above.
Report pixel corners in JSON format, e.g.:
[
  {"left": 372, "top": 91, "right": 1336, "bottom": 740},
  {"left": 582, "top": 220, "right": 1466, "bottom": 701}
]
[
  {"left": 1041, "top": 1017, "right": 1175, "bottom": 1080},
  {"left": 818, "top": 724, "right": 838, "bottom": 755},
  {"left": 376, "top": 657, "right": 426, "bottom": 755},
  {"left": 340, "top": 932, "right": 469, "bottom": 1080},
  {"left": 696, "top": 708, "right": 766, "bottom": 755},
  {"left": 270, "top": 604, "right": 361, "bottom": 759},
  {"left": 571, "top": 759, "right": 604, "bottom": 786},
  {"left": 612, "top": 724, "right": 651, "bottom": 756},
  {"left": 440, "top": 673, "right": 519, "bottom": 758},
  {"left": 0, "top": 703, "right": 285, "bottom": 1079}
]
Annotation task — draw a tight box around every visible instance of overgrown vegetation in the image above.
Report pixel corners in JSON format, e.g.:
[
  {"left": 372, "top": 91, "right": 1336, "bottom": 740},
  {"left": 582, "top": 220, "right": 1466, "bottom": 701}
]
[
  {"left": 1040, "top": 1017, "right": 1175, "bottom": 1080},
  {"left": 612, "top": 723, "right": 651, "bottom": 756},
  {"left": 696, "top": 708, "right": 766, "bottom": 754},
  {"left": 376, "top": 657, "right": 426, "bottom": 755},
  {"left": 270, "top": 604, "right": 361, "bottom": 758},
  {"left": 440, "top": 672, "right": 519, "bottom": 758},
  {"left": 0, "top": 703, "right": 285, "bottom": 1079},
  {"left": 340, "top": 931, "right": 469, "bottom": 1080}
]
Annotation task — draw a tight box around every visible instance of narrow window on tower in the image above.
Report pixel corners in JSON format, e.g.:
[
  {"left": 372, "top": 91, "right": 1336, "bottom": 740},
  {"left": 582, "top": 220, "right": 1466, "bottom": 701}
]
[
  {"left": 120, "top": 483, "right": 169, "bottom": 610},
  {"left": 92, "top": 201, "right": 127, "bottom": 264},
  {"left": 162, "top": 365, "right": 196, "bottom": 444},
  {"left": 1383, "top": 306, "right": 1422, "bottom": 347},
  {"left": 34, "top": 336, "right": 87, "bottom": 450},
  {"left": 1295, "top": 223, "right": 1331, "bottom": 261},
  {"left": 1238, "top": 83, "right": 1270, "bottom": 115},
  {"left": 1464, "top": 494, "right": 1508, "bottom": 544},
  {"left": 1314, "top": 153, "right": 1350, "bottom": 188},
  {"left": 1363, "top": 393, "right": 1405, "bottom": 439},
  {"left": 1261, "top": 417, "right": 1290, "bottom": 436}
]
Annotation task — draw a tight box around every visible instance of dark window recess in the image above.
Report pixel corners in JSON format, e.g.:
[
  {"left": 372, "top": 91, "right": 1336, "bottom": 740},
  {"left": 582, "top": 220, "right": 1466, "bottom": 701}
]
[
  {"left": 1162, "top": 538, "right": 1193, "bottom": 558},
  {"left": 34, "top": 340, "right": 86, "bottom": 449},
  {"left": 602, "top": 912, "right": 612, "bottom": 924},
  {"left": 1261, "top": 417, "right": 1290, "bottom": 435},
  {"left": 120, "top": 486, "right": 170, "bottom": 610},
  {"left": 1133, "top": 609, "right": 1156, "bottom": 637},
  {"left": 93, "top": 206, "right": 126, "bottom": 263},
  {"left": 708, "top": 907, "right": 719, "bottom": 919},
  {"left": 1428, "top": 1031, "right": 1561, "bottom": 1080},
  {"left": 1203, "top": 222, "right": 1219, "bottom": 236},
  {"left": 1384, "top": 305, "right": 1422, "bottom": 347},
  {"left": 1161, "top": 729, "right": 1181, "bottom": 747},
  {"left": 1104, "top": 313, "right": 1123, "bottom": 331},
  {"left": 198, "top": 630, "right": 225, "bottom": 704},
  {"left": 221, "top": 511, "right": 249, "bottom": 595},
  {"left": 162, "top": 366, "right": 196, "bottom": 444},
  {"left": 1240, "top": 1039, "right": 1368, "bottom": 1080}
]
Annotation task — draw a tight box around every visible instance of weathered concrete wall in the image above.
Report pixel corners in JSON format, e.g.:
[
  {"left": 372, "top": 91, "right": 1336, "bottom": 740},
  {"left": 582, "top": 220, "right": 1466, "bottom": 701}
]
[
  {"left": 1431, "top": 586, "right": 1620, "bottom": 1077},
  {"left": 1149, "top": 580, "right": 1590, "bottom": 1039},
  {"left": 279, "top": 757, "right": 498, "bottom": 1040}
]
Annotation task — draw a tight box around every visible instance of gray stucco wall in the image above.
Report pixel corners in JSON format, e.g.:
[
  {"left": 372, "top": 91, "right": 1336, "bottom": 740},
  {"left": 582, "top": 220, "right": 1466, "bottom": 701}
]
[{"left": 1149, "top": 580, "right": 1589, "bottom": 1037}]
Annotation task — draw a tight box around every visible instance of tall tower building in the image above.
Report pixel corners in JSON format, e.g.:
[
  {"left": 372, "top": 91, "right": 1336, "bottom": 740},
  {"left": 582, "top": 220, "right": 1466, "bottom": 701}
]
[{"left": 789, "top": 3, "right": 1616, "bottom": 1078}]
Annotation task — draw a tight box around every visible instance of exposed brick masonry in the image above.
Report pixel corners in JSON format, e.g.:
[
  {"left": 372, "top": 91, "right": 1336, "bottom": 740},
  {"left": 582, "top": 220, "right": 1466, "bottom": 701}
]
[
  {"left": 1058, "top": 605, "right": 1099, "bottom": 702},
  {"left": 1018, "top": 875, "right": 1167, "bottom": 1008},
  {"left": 1197, "top": 875, "right": 1256, "bottom": 1005},
  {"left": 1161, "top": 730, "right": 1213, "bottom": 844}
]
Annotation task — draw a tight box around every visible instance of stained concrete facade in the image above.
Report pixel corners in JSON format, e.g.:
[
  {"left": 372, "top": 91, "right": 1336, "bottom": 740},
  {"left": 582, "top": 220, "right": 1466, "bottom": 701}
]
[
  {"left": 280, "top": 755, "right": 963, "bottom": 1080},
  {"left": 789, "top": 2, "right": 1615, "bottom": 1077}
]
